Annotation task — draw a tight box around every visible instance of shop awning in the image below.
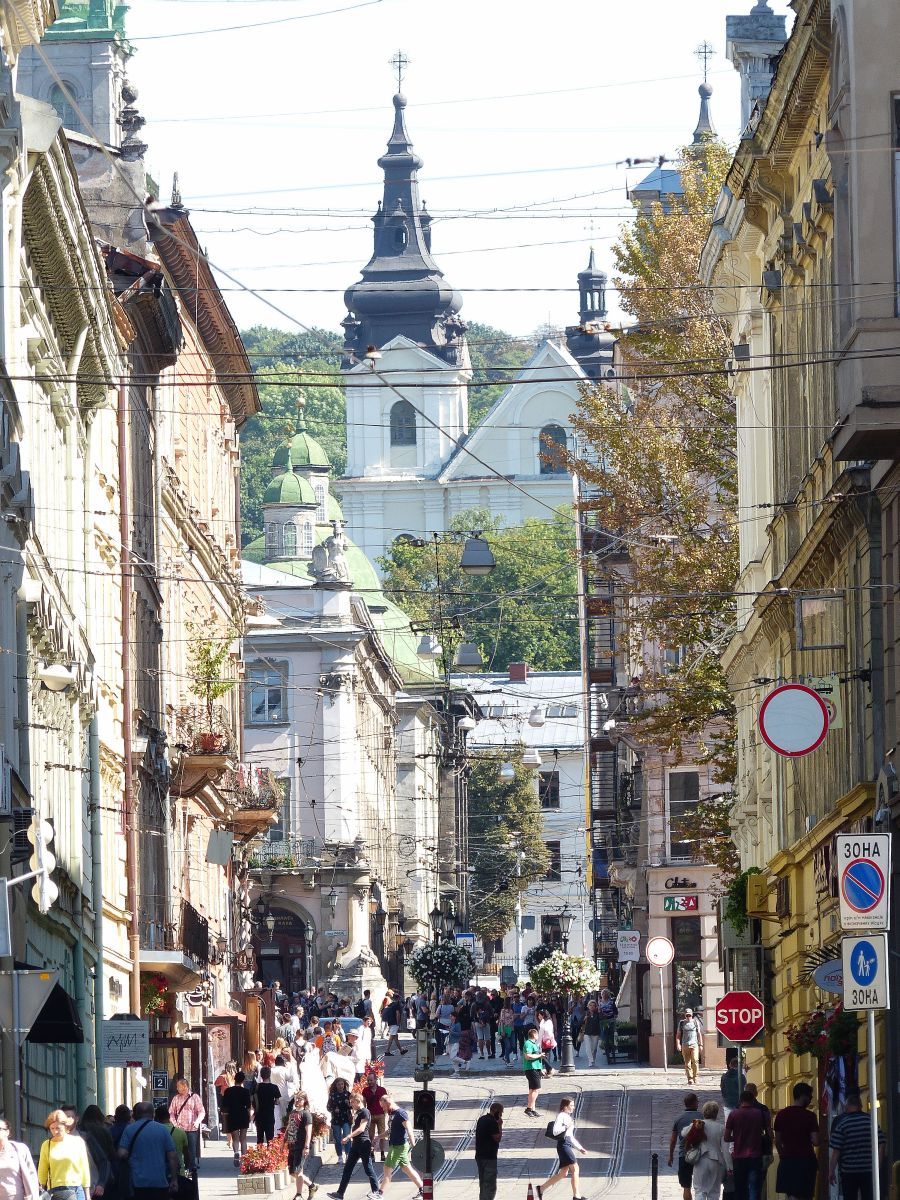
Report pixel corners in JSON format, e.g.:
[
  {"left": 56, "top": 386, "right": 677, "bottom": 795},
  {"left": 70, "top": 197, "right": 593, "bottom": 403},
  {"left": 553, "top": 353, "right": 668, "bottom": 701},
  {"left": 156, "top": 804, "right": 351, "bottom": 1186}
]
[{"left": 15, "top": 962, "right": 85, "bottom": 1044}]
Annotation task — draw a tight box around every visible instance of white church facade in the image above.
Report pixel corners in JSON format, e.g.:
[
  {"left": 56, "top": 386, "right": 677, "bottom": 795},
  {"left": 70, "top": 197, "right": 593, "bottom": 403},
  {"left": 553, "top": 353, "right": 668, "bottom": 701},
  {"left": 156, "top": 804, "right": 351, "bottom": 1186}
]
[{"left": 337, "top": 91, "right": 615, "bottom": 567}]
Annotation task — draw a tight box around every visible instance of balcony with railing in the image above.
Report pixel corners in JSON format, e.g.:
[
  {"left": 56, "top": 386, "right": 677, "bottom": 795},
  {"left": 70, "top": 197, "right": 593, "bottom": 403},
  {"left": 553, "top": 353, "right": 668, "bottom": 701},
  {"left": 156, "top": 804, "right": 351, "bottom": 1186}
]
[
  {"left": 169, "top": 703, "right": 237, "bottom": 798},
  {"left": 248, "top": 836, "right": 317, "bottom": 872},
  {"left": 141, "top": 899, "right": 210, "bottom": 989},
  {"left": 219, "top": 764, "right": 284, "bottom": 838}
]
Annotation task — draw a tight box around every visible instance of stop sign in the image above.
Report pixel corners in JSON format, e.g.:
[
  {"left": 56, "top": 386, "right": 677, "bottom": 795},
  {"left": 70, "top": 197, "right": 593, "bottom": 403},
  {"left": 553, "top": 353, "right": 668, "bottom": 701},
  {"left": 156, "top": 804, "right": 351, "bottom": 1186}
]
[{"left": 715, "top": 990, "right": 765, "bottom": 1042}]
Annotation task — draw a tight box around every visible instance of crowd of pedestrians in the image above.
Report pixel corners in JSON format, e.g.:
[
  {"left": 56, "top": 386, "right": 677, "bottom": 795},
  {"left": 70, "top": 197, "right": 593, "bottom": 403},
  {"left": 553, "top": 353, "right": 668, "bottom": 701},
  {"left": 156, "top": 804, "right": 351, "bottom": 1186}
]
[{"left": 668, "top": 1075, "right": 884, "bottom": 1200}]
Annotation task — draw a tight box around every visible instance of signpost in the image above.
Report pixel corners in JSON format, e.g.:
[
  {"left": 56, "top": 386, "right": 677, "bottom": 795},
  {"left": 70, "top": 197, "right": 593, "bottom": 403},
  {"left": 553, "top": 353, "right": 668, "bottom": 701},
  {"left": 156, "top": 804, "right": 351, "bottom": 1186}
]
[
  {"left": 715, "top": 991, "right": 765, "bottom": 1042},
  {"left": 838, "top": 831, "right": 891, "bottom": 1200},
  {"left": 646, "top": 936, "right": 675, "bottom": 1073},
  {"left": 758, "top": 683, "right": 830, "bottom": 757},
  {"left": 836, "top": 835, "right": 890, "bottom": 931},
  {"left": 663, "top": 895, "right": 698, "bottom": 912}
]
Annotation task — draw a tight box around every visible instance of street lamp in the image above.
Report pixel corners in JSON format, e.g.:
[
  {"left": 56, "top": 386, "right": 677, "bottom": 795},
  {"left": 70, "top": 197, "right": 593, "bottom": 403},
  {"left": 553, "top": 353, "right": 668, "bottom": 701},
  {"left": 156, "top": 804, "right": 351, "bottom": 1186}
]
[
  {"left": 459, "top": 536, "right": 496, "bottom": 575},
  {"left": 429, "top": 904, "right": 443, "bottom": 940},
  {"left": 326, "top": 888, "right": 338, "bottom": 918},
  {"left": 558, "top": 908, "right": 577, "bottom": 1075},
  {"left": 521, "top": 747, "right": 542, "bottom": 769}
]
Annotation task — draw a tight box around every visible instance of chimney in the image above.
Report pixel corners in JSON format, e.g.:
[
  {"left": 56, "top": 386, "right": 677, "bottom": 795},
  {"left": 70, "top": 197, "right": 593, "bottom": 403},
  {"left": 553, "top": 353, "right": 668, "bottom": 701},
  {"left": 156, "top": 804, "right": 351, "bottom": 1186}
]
[{"left": 508, "top": 662, "right": 529, "bottom": 682}]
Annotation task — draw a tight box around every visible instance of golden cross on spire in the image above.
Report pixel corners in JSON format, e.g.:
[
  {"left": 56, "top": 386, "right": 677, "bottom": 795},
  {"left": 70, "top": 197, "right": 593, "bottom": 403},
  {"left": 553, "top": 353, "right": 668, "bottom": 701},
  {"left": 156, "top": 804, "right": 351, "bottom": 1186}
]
[
  {"left": 695, "top": 41, "right": 714, "bottom": 84},
  {"left": 389, "top": 49, "right": 410, "bottom": 92}
]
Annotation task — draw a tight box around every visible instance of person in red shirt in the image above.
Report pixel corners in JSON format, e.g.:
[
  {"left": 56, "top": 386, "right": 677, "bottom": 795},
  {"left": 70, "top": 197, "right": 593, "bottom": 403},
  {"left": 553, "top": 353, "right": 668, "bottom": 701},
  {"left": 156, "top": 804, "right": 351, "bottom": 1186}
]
[
  {"left": 724, "top": 1089, "right": 766, "bottom": 1200},
  {"left": 773, "top": 1083, "right": 819, "bottom": 1200},
  {"left": 361, "top": 1070, "right": 388, "bottom": 1162}
]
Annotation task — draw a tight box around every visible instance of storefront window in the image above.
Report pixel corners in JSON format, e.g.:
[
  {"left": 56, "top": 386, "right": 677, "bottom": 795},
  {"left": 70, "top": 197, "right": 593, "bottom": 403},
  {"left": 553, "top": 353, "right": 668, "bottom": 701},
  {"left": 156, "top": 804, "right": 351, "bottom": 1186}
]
[
  {"left": 671, "top": 916, "right": 701, "bottom": 957},
  {"left": 671, "top": 916, "right": 702, "bottom": 1026}
]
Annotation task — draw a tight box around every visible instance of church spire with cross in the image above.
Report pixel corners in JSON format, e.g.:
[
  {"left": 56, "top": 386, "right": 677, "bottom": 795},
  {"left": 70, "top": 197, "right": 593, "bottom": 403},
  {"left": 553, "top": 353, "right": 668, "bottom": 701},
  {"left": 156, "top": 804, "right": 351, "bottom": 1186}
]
[
  {"left": 341, "top": 52, "right": 466, "bottom": 367},
  {"left": 692, "top": 40, "right": 717, "bottom": 144}
]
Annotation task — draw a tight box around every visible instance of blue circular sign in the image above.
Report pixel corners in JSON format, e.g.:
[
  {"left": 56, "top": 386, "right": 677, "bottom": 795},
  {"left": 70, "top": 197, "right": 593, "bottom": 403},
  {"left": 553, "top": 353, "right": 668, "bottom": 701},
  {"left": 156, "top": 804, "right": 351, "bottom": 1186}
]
[
  {"left": 841, "top": 860, "right": 885, "bottom": 913},
  {"left": 849, "top": 940, "right": 879, "bottom": 987}
]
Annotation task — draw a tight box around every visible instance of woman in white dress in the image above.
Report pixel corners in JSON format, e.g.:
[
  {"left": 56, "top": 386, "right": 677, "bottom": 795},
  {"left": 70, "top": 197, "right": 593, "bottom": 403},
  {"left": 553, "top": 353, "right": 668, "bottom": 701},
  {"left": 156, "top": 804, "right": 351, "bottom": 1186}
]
[
  {"left": 270, "top": 1053, "right": 298, "bottom": 1128},
  {"left": 692, "top": 1101, "right": 732, "bottom": 1200},
  {"left": 298, "top": 1041, "right": 330, "bottom": 1115}
]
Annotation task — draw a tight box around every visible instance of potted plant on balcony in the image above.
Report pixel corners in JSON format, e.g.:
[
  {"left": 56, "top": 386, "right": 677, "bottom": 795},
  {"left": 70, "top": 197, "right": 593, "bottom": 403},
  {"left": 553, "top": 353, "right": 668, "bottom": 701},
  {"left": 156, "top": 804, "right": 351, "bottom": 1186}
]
[
  {"left": 187, "top": 624, "right": 236, "bottom": 750},
  {"left": 141, "top": 973, "right": 173, "bottom": 1030}
]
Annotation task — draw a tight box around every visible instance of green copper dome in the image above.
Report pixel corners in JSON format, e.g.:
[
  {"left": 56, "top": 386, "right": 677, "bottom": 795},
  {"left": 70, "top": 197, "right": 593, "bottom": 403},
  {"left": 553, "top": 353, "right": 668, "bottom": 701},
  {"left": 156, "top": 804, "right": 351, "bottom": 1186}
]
[
  {"left": 263, "top": 471, "right": 316, "bottom": 507},
  {"left": 327, "top": 494, "right": 343, "bottom": 522},
  {"left": 289, "top": 429, "right": 330, "bottom": 469}
]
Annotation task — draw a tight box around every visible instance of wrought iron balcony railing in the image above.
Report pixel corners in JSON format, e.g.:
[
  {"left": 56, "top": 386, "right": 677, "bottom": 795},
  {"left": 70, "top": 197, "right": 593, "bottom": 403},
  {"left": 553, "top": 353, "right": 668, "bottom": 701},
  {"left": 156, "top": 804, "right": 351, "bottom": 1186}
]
[{"left": 248, "top": 836, "right": 317, "bottom": 870}]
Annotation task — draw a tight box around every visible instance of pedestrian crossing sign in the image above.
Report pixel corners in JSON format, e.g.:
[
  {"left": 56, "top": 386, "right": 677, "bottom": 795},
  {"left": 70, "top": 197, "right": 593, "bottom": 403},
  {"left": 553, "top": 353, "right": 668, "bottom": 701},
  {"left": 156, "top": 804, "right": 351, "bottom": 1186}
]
[{"left": 841, "top": 933, "right": 889, "bottom": 1010}]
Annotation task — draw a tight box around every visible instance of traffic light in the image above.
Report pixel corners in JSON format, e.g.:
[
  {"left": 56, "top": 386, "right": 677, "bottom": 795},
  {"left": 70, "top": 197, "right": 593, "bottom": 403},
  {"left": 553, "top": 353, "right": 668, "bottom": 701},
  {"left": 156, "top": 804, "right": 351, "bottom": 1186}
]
[
  {"left": 27, "top": 816, "right": 58, "bottom": 913},
  {"left": 413, "top": 1089, "right": 436, "bottom": 1131}
]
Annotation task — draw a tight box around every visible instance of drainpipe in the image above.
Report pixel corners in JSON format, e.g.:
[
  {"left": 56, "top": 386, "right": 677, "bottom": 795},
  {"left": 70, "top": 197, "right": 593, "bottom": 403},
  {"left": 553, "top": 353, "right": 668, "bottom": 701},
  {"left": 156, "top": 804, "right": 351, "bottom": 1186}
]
[
  {"left": 118, "top": 378, "right": 141, "bottom": 1017},
  {"left": 151, "top": 384, "right": 175, "bottom": 930},
  {"left": 89, "top": 718, "right": 105, "bottom": 1110}
]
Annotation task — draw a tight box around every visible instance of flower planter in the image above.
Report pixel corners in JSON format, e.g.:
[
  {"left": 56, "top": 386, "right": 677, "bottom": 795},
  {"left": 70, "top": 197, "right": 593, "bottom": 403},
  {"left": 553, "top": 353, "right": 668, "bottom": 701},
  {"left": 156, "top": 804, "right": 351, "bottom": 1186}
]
[
  {"left": 274, "top": 1170, "right": 288, "bottom": 1190},
  {"left": 237, "top": 1174, "right": 276, "bottom": 1194}
]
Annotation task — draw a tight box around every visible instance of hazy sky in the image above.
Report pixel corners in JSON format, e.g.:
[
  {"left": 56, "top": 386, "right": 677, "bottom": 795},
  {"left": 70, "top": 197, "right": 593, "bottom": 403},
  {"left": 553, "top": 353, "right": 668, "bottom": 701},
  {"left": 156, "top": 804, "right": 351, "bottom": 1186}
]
[{"left": 126, "top": 0, "right": 792, "bottom": 339}]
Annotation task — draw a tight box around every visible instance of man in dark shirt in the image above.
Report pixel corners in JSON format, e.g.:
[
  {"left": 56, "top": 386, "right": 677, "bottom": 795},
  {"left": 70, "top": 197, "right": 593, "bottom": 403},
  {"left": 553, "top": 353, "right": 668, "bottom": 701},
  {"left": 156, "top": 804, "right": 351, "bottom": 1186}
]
[
  {"left": 474, "top": 1102, "right": 504, "bottom": 1200},
  {"left": 327, "top": 1093, "right": 381, "bottom": 1199},
  {"left": 668, "top": 1093, "right": 700, "bottom": 1200},
  {"left": 254, "top": 1067, "right": 281, "bottom": 1146},
  {"left": 725, "top": 1089, "right": 766, "bottom": 1200},
  {"left": 774, "top": 1082, "right": 819, "bottom": 1200},
  {"left": 382, "top": 995, "right": 407, "bottom": 1058},
  {"left": 379, "top": 1094, "right": 422, "bottom": 1196}
]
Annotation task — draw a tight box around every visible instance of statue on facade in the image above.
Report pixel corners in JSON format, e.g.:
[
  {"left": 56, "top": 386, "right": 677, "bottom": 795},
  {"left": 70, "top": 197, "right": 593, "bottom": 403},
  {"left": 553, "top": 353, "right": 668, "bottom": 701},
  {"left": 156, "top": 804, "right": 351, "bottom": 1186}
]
[{"left": 310, "top": 520, "right": 351, "bottom": 584}]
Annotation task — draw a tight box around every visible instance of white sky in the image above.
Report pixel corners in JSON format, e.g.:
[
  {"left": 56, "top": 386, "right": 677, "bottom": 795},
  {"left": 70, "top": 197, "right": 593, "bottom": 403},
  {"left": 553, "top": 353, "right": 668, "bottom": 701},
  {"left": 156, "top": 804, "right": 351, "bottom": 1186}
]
[{"left": 126, "top": 0, "right": 792, "bottom": 340}]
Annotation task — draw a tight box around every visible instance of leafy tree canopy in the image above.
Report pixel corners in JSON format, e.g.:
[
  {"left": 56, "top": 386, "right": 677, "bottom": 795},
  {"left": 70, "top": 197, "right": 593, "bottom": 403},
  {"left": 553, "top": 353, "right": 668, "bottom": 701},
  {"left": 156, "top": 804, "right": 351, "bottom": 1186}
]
[
  {"left": 466, "top": 321, "right": 538, "bottom": 425},
  {"left": 569, "top": 140, "right": 738, "bottom": 788},
  {"left": 466, "top": 753, "right": 549, "bottom": 949},
  {"left": 379, "top": 507, "right": 579, "bottom": 672}
]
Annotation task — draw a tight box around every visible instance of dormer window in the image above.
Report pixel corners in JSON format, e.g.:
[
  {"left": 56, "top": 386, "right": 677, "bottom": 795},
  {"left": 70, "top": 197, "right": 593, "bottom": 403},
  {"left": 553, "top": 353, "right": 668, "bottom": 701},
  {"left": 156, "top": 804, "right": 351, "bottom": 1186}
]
[
  {"left": 394, "top": 223, "right": 409, "bottom": 251},
  {"left": 390, "top": 400, "right": 416, "bottom": 446},
  {"left": 539, "top": 424, "right": 568, "bottom": 475}
]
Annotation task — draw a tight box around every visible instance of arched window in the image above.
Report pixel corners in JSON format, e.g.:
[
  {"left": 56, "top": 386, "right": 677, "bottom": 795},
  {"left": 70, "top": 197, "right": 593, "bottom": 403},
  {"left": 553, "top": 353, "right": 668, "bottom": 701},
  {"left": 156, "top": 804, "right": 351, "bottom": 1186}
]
[
  {"left": 314, "top": 482, "right": 327, "bottom": 521},
  {"left": 539, "top": 424, "right": 568, "bottom": 475},
  {"left": 390, "top": 400, "right": 416, "bottom": 446},
  {"left": 282, "top": 523, "right": 297, "bottom": 556},
  {"left": 299, "top": 522, "right": 314, "bottom": 556},
  {"left": 49, "top": 83, "right": 81, "bottom": 132},
  {"left": 265, "top": 523, "right": 282, "bottom": 556}
]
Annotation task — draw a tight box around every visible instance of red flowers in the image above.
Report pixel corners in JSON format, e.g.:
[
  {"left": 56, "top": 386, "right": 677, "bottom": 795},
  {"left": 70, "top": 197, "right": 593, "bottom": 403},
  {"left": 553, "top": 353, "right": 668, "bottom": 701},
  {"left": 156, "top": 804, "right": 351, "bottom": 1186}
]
[{"left": 239, "top": 1132, "right": 289, "bottom": 1175}]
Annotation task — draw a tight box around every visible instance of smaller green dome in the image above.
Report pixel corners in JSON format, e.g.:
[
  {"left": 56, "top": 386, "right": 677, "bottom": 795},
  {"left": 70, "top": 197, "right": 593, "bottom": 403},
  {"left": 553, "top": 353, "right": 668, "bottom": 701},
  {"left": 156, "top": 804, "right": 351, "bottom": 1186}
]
[
  {"left": 263, "top": 471, "right": 317, "bottom": 507},
  {"left": 327, "top": 493, "right": 344, "bottom": 521},
  {"left": 289, "top": 429, "right": 330, "bottom": 469}
]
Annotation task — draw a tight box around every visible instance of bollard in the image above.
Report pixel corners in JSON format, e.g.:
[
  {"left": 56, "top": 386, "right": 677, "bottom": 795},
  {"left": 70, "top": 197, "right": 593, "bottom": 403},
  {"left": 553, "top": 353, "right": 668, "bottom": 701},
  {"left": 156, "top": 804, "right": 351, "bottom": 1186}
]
[{"left": 651, "top": 1151, "right": 659, "bottom": 1200}]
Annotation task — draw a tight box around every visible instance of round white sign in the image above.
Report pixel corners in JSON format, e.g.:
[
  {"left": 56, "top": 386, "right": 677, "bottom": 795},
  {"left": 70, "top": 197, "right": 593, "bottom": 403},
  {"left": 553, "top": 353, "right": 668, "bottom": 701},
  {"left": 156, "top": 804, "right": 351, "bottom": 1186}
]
[
  {"left": 646, "top": 935, "right": 675, "bottom": 967},
  {"left": 758, "top": 683, "right": 829, "bottom": 757}
]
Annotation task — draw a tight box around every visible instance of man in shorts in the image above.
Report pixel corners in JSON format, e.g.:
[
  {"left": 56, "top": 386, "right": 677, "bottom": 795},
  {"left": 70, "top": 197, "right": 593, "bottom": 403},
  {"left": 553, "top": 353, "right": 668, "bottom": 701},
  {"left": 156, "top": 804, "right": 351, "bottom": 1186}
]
[
  {"left": 362, "top": 1070, "right": 388, "bottom": 1162},
  {"left": 523, "top": 1025, "right": 544, "bottom": 1117},
  {"left": 378, "top": 1094, "right": 423, "bottom": 1196},
  {"left": 668, "top": 1092, "right": 700, "bottom": 1200}
]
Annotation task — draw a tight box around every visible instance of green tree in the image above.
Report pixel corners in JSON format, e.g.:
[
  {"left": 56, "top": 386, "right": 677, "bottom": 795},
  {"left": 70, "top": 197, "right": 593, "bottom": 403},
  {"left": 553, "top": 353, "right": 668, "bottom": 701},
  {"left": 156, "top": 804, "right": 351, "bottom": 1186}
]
[
  {"left": 379, "top": 507, "right": 579, "bottom": 671},
  {"left": 467, "top": 753, "right": 548, "bottom": 954},
  {"left": 570, "top": 139, "right": 738, "bottom": 789}
]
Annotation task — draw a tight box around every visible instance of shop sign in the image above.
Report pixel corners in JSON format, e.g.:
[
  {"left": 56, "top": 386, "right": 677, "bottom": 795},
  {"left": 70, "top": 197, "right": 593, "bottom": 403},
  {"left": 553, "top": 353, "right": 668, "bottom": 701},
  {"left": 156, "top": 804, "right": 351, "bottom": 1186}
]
[
  {"left": 616, "top": 929, "right": 640, "bottom": 961},
  {"left": 101, "top": 1017, "right": 149, "bottom": 1067},
  {"left": 664, "top": 895, "right": 698, "bottom": 912},
  {"left": 812, "top": 959, "right": 843, "bottom": 993}
]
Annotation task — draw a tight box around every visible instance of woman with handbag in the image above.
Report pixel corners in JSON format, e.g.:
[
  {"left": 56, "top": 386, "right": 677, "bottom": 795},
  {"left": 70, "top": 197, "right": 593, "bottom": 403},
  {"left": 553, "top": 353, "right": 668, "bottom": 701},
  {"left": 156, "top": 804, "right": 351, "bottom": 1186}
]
[
  {"left": 537, "top": 1008, "right": 557, "bottom": 1077},
  {"left": 37, "top": 1111, "right": 91, "bottom": 1200},
  {"left": 691, "top": 1102, "right": 731, "bottom": 1200},
  {"left": 536, "top": 1097, "right": 587, "bottom": 1199},
  {"left": 0, "top": 1115, "right": 40, "bottom": 1200}
]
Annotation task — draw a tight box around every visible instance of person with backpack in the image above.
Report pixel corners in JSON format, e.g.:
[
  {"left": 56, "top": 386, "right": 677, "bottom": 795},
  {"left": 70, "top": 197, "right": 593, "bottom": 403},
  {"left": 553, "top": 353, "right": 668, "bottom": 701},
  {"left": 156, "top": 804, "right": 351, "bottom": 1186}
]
[
  {"left": 691, "top": 1101, "right": 731, "bottom": 1200},
  {"left": 535, "top": 1097, "right": 587, "bottom": 1199},
  {"left": 675, "top": 1007, "right": 704, "bottom": 1085}
]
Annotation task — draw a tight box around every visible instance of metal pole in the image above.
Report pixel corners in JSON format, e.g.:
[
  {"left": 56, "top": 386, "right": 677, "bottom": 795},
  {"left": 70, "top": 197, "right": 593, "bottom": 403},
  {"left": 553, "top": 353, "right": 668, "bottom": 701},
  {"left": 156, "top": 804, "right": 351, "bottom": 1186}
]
[
  {"left": 515, "top": 849, "right": 523, "bottom": 978},
  {"left": 422, "top": 1079, "right": 433, "bottom": 1200},
  {"left": 12, "top": 968, "right": 21, "bottom": 1139},
  {"left": 869, "top": 1009, "right": 880, "bottom": 1200},
  {"left": 658, "top": 967, "right": 668, "bottom": 1073},
  {"left": 651, "top": 1151, "right": 659, "bottom": 1200}
]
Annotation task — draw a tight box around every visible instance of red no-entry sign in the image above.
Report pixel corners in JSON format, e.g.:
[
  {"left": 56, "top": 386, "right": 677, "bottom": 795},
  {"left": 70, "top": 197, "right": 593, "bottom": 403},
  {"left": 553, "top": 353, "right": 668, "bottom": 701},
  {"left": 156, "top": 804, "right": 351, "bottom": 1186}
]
[{"left": 715, "top": 990, "right": 765, "bottom": 1042}]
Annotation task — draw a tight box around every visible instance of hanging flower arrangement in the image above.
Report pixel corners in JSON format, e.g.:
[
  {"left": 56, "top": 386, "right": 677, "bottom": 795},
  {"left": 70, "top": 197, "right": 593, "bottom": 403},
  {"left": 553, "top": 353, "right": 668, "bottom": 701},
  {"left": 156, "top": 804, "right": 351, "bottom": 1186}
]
[
  {"left": 407, "top": 941, "right": 476, "bottom": 991},
  {"left": 141, "top": 973, "right": 173, "bottom": 1015},
  {"left": 786, "top": 1009, "right": 828, "bottom": 1059},
  {"left": 824, "top": 1003, "right": 858, "bottom": 1057},
  {"left": 530, "top": 951, "right": 602, "bottom": 996}
]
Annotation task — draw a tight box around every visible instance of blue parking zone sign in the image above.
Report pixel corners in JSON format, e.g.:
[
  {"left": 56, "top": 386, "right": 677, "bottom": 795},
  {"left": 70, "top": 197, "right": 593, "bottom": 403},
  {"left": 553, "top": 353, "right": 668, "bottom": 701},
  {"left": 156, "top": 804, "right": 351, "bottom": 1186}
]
[{"left": 842, "top": 933, "right": 889, "bottom": 1010}]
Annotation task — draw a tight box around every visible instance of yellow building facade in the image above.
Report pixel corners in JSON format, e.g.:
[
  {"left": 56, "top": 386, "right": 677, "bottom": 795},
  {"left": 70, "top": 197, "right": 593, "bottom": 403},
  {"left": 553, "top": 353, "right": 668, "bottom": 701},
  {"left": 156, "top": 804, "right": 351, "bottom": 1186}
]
[{"left": 702, "top": 0, "right": 886, "bottom": 1126}]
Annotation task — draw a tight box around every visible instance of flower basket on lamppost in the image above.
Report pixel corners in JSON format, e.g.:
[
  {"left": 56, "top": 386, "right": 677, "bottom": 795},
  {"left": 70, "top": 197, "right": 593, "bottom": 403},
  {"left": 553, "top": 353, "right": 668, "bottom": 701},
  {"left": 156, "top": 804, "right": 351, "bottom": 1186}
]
[
  {"left": 530, "top": 946, "right": 602, "bottom": 1076},
  {"left": 407, "top": 939, "right": 475, "bottom": 996}
]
